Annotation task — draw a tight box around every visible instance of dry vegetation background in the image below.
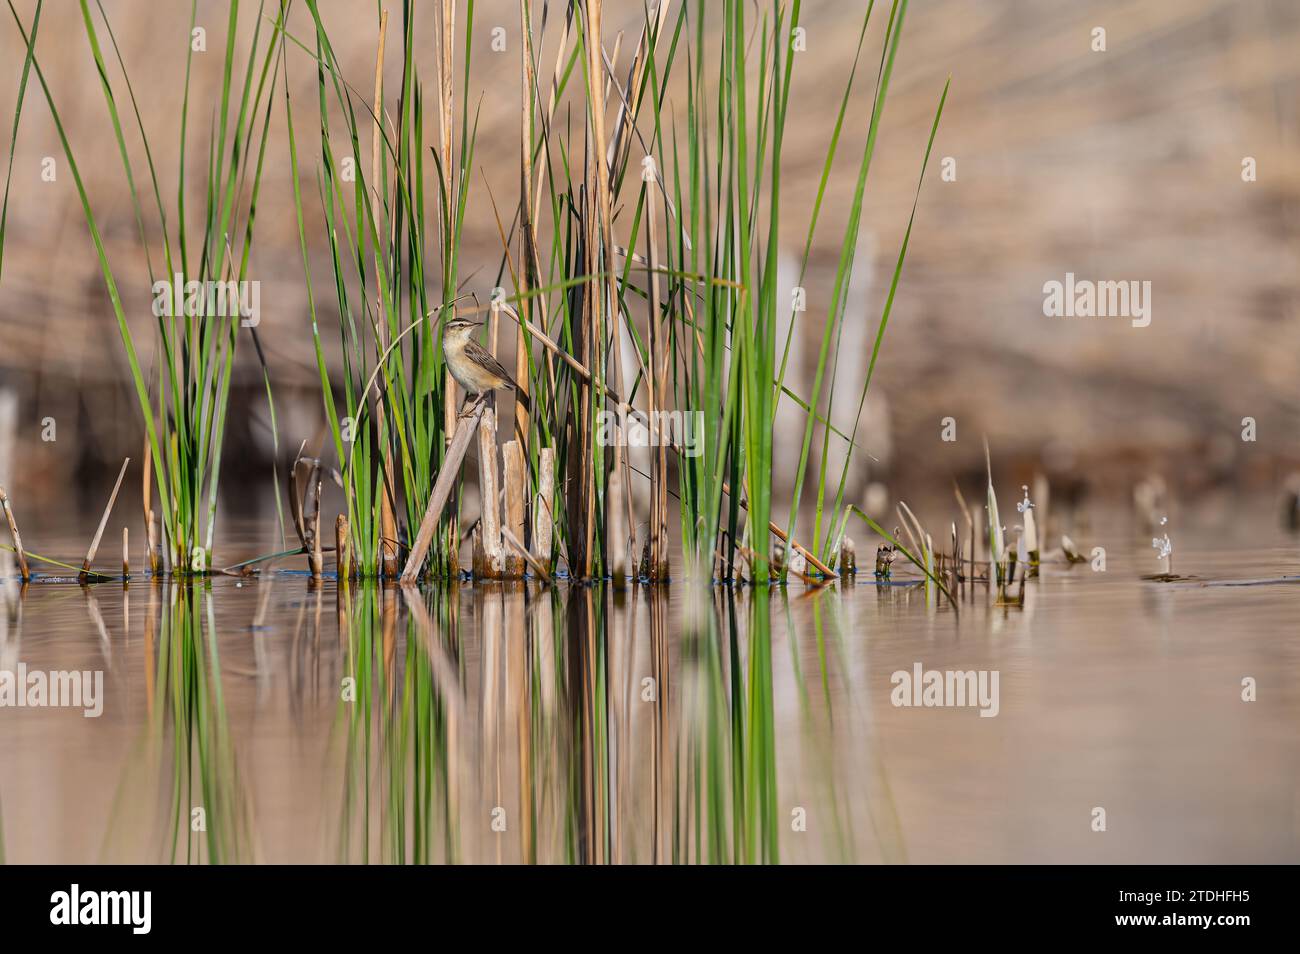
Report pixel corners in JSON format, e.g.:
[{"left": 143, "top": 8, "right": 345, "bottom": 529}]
[{"left": 1, "top": 0, "right": 1298, "bottom": 518}]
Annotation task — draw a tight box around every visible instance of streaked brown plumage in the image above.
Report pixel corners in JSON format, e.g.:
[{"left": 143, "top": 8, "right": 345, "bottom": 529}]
[{"left": 442, "top": 317, "right": 520, "bottom": 397}]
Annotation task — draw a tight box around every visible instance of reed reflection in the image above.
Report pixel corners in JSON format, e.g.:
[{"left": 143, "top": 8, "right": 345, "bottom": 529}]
[{"left": 327, "top": 581, "right": 864, "bottom": 864}]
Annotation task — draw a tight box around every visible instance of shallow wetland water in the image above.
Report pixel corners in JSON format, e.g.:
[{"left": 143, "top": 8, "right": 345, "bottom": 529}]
[{"left": 2, "top": 516, "right": 1297, "bottom": 864}]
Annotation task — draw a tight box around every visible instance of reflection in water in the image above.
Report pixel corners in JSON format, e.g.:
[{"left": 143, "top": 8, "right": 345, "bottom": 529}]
[
  {"left": 322, "top": 582, "right": 862, "bottom": 864},
  {"left": 3, "top": 531, "right": 1297, "bottom": 862},
  {"left": 105, "top": 584, "right": 255, "bottom": 863}
]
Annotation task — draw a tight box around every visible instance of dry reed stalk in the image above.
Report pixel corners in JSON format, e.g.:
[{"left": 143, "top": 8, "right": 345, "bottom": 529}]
[
  {"left": 502, "top": 440, "right": 526, "bottom": 579},
  {"left": 644, "top": 156, "right": 668, "bottom": 581},
  {"left": 585, "top": 0, "right": 617, "bottom": 580},
  {"left": 335, "top": 514, "right": 351, "bottom": 582},
  {"left": 565, "top": 193, "right": 594, "bottom": 579},
  {"left": 289, "top": 442, "right": 309, "bottom": 548},
  {"left": 477, "top": 407, "right": 504, "bottom": 578},
  {"left": 471, "top": 522, "right": 485, "bottom": 578},
  {"left": 606, "top": 443, "right": 628, "bottom": 586},
  {"left": 603, "top": 32, "right": 624, "bottom": 104},
  {"left": 309, "top": 512, "right": 323, "bottom": 581},
  {"left": 141, "top": 434, "right": 155, "bottom": 571},
  {"left": 122, "top": 527, "right": 129, "bottom": 580},
  {"left": 494, "top": 299, "right": 835, "bottom": 580},
  {"left": 532, "top": 446, "right": 554, "bottom": 575},
  {"left": 401, "top": 401, "right": 487, "bottom": 582},
  {"left": 604, "top": 0, "right": 673, "bottom": 176},
  {"left": 80, "top": 458, "right": 129, "bottom": 583},
  {"left": 533, "top": 3, "right": 572, "bottom": 225},
  {"left": 146, "top": 510, "right": 159, "bottom": 577},
  {"left": 0, "top": 486, "right": 30, "bottom": 582},
  {"left": 370, "top": 10, "right": 399, "bottom": 580},
  {"left": 610, "top": 363, "right": 635, "bottom": 584},
  {"left": 515, "top": 0, "right": 534, "bottom": 451},
  {"left": 308, "top": 463, "right": 324, "bottom": 582}
]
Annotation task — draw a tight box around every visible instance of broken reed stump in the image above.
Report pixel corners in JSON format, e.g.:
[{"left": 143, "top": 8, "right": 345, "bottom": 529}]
[
  {"left": 146, "top": 510, "right": 160, "bottom": 577},
  {"left": 472, "top": 406, "right": 504, "bottom": 579},
  {"left": 839, "top": 537, "right": 856, "bottom": 577},
  {"left": 501, "top": 440, "right": 526, "bottom": 579},
  {"left": 401, "top": 401, "right": 487, "bottom": 583},
  {"left": 403, "top": 401, "right": 559, "bottom": 582},
  {"left": 122, "top": 527, "right": 130, "bottom": 580},
  {"left": 308, "top": 462, "right": 324, "bottom": 582},
  {"left": 532, "top": 447, "right": 555, "bottom": 577},
  {"left": 80, "top": 458, "right": 130, "bottom": 584},
  {"left": 606, "top": 452, "right": 628, "bottom": 587},
  {"left": 336, "top": 514, "right": 352, "bottom": 582},
  {"left": 0, "top": 485, "right": 30, "bottom": 582},
  {"left": 289, "top": 449, "right": 326, "bottom": 581}
]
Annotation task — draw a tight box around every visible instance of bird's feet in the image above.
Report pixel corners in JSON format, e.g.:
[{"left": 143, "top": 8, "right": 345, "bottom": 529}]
[{"left": 458, "top": 393, "right": 487, "bottom": 418}]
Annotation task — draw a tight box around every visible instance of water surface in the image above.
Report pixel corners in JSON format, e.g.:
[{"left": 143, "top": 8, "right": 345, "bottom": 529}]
[{"left": 2, "top": 520, "right": 1297, "bottom": 863}]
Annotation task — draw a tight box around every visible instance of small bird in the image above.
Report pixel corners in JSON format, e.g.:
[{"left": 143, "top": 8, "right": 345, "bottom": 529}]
[{"left": 441, "top": 317, "right": 522, "bottom": 412}]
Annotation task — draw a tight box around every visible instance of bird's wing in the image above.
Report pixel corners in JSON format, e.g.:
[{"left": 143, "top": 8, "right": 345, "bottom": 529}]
[{"left": 465, "top": 339, "right": 519, "bottom": 390}]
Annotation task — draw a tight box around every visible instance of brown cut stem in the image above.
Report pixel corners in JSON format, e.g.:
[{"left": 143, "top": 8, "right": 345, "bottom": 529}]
[
  {"left": 308, "top": 463, "right": 324, "bottom": 581},
  {"left": 840, "top": 537, "right": 857, "bottom": 577},
  {"left": 501, "top": 525, "right": 551, "bottom": 584},
  {"left": 146, "top": 509, "right": 159, "bottom": 576},
  {"left": 0, "top": 485, "right": 30, "bottom": 582},
  {"left": 401, "top": 401, "right": 487, "bottom": 582},
  {"left": 532, "top": 447, "right": 555, "bottom": 575},
  {"left": 336, "top": 514, "right": 351, "bottom": 582},
  {"left": 476, "top": 406, "right": 503, "bottom": 579},
  {"left": 644, "top": 159, "right": 668, "bottom": 580},
  {"left": 606, "top": 443, "right": 628, "bottom": 586},
  {"left": 141, "top": 435, "right": 153, "bottom": 540},
  {"left": 370, "top": 9, "right": 400, "bottom": 580},
  {"left": 502, "top": 439, "right": 526, "bottom": 579},
  {"left": 80, "top": 458, "right": 130, "bottom": 583}
]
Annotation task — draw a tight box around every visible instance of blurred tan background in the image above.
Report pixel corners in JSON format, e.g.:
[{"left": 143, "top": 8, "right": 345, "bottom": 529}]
[{"left": 2, "top": 0, "right": 1299, "bottom": 520}]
